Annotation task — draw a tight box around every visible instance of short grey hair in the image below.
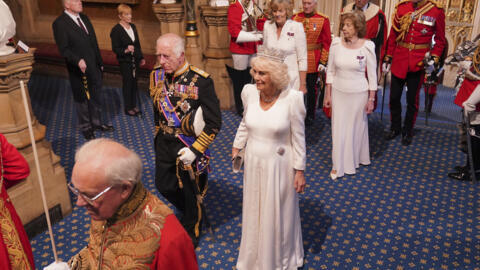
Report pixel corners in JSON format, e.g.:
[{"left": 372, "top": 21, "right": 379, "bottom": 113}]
[
  {"left": 75, "top": 138, "right": 142, "bottom": 186},
  {"left": 250, "top": 56, "right": 290, "bottom": 92},
  {"left": 156, "top": 33, "right": 185, "bottom": 58}
]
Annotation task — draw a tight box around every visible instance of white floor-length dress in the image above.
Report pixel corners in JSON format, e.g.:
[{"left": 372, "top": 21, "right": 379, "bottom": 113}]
[
  {"left": 262, "top": 20, "right": 307, "bottom": 90},
  {"left": 326, "top": 37, "right": 377, "bottom": 178},
  {"left": 233, "top": 84, "right": 306, "bottom": 270}
]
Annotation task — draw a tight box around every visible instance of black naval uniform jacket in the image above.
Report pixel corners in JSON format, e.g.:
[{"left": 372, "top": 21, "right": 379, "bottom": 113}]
[{"left": 150, "top": 61, "right": 222, "bottom": 177}]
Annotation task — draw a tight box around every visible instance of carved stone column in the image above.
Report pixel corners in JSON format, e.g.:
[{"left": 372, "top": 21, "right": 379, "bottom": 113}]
[
  {"left": 185, "top": 0, "right": 204, "bottom": 68},
  {"left": 200, "top": 5, "right": 233, "bottom": 110},
  {"left": 0, "top": 51, "right": 71, "bottom": 224},
  {"left": 152, "top": 3, "right": 185, "bottom": 37}
]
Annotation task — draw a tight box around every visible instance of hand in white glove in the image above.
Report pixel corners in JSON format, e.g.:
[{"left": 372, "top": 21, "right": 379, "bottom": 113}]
[
  {"left": 458, "top": 60, "right": 472, "bottom": 70},
  {"left": 236, "top": 31, "right": 262, "bottom": 43},
  {"left": 317, "top": 64, "right": 327, "bottom": 73},
  {"left": 382, "top": 62, "right": 391, "bottom": 73},
  {"left": 177, "top": 147, "right": 197, "bottom": 165},
  {"left": 44, "top": 261, "right": 71, "bottom": 270}
]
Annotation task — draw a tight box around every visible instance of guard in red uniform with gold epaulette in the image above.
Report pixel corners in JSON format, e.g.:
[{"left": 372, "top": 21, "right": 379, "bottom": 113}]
[
  {"left": 383, "top": 0, "right": 446, "bottom": 146},
  {"left": 448, "top": 53, "right": 480, "bottom": 181},
  {"left": 227, "top": 0, "right": 264, "bottom": 115},
  {"left": 293, "top": 0, "right": 331, "bottom": 126}
]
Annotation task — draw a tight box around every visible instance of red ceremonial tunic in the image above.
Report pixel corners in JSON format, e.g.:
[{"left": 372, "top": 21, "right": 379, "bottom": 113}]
[
  {"left": 0, "top": 133, "right": 34, "bottom": 270},
  {"left": 292, "top": 11, "right": 331, "bottom": 73},
  {"left": 228, "top": 0, "right": 260, "bottom": 55},
  {"left": 454, "top": 76, "right": 480, "bottom": 111},
  {"left": 69, "top": 184, "right": 198, "bottom": 270},
  {"left": 385, "top": 0, "right": 446, "bottom": 79}
]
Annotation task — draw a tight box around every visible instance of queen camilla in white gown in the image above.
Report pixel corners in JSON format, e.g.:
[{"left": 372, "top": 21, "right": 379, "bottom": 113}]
[{"left": 233, "top": 83, "right": 306, "bottom": 270}]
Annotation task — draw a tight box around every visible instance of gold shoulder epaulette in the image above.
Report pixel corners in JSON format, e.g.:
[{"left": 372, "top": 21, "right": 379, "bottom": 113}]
[
  {"left": 316, "top": 11, "right": 329, "bottom": 19},
  {"left": 190, "top": 65, "right": 209, "bottom": 78},
  {"left": 395, "top": 0, "right": 410, "bottom": 8},
  {"left": 429, "top": 0, "right": 443, "bottom": 8}
]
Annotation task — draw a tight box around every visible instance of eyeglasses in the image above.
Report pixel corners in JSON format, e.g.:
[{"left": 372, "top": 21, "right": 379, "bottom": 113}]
[{"left": 67, "top": 182, "right": 113, "bottom": 205}]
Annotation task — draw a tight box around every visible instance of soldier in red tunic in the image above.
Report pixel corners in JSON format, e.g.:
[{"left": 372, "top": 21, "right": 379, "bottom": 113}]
[
  {"left": 343, "top": 0, "right": 387, "bottom": 111},
  {"left": 448, "top": 55, "right": 480, "bottom": 181},
  {"left": 227, "top": 0, "right": 264, "bottom": 115},
  {"left": 292, "top": 0, "right": 331, "bottom": 126},
  {"left": 383, "top": 0, "right": 446, "bottom": 146},
  {"left": 0, "top": 134, "right": 35, "bottom": 270}
]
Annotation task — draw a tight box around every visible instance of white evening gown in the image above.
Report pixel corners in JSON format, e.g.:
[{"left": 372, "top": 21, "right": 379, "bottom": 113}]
[
  {"left": 262, "top": 20, "right": 307, "bottom": 90},
  {"left": 326, "top": 37, "right": 377, "bottom": 177},
  {"left": 233, "top": 84, "right": 306, "bottom": 270}
]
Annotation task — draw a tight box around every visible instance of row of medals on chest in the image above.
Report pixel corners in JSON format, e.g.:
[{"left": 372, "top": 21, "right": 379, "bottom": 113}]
[{"left": 159, "top": 71, "right": 197, "bottom": 127}]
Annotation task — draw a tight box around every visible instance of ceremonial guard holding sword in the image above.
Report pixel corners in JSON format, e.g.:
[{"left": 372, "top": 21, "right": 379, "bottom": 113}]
[
  {"left": 150, "top": 33, "right": 222, "bottom": 247},
  {"left": 383, "top": 0, "right": 446, "bottom": 146}
]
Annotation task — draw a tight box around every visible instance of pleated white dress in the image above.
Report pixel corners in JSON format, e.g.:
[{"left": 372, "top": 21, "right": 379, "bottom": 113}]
[
  {"left": 233, "top": 84, "right": 306, "bottom": 270},
  {"left": 326, "top": 37, "right": 377, "bottom": 178}
]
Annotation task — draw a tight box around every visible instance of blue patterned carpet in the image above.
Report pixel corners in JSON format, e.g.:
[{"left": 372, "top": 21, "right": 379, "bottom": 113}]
[{"left": 27, "top": 73, "right": 479, "bottom": 269}]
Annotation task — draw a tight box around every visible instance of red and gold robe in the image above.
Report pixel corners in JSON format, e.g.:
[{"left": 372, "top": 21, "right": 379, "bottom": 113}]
[
  {"left": 0, "top": 133, "right": 34, "bottom": 270},
  {"left": 69, "top": 183, "right": 198, "bottom": 270}
]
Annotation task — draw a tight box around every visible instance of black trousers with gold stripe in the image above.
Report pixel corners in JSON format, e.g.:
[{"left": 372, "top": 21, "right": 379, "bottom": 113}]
[{"left": 154, "top": 133, "right": 206, "bottom": 246}]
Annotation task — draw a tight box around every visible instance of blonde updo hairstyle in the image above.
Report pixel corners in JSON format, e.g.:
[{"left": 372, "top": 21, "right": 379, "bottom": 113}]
[{"left": 250, "top": 56, "right": 290, "bottom": 92}]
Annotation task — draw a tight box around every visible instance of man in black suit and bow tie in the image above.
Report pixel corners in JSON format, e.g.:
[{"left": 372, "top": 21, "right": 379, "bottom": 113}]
[{"left": 52, "top": 0, "right": 114, "bottom": 140}]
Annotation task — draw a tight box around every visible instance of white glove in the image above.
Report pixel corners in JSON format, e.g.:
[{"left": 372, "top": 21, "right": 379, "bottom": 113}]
[
  {"left": 382, "top": 62, "right": 391, "bottom": 73},
  {"left": 44, "top": 261, "right": 71, "bottom": 270},
  {"left": 177, "top": 147, "right": 197, "bottom": 165},
  {"left": 458, "top": 60, "right": 472, "bottom": 70},
  {"left": 317, "top": 64, "right": 326, "bottom": 73},
  {"left": 236, "top": 31, "right": 262, "bottom": 43}
]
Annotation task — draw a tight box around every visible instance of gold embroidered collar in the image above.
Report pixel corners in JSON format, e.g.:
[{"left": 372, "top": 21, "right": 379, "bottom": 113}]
[
  {"left": 107, "top": 182, "right": 147, "bottom": 226},
  {"left": 173, "top": 61, "right": 190, "bottom": 78}
]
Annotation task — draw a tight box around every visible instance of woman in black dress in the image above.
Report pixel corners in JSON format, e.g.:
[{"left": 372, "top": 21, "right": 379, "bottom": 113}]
[{"left": 110, "top": 4, "right": 145, "bottom": 116}]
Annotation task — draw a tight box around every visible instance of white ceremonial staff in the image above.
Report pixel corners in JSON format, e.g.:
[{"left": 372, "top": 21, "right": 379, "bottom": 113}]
[{"left": 19, "top": 80, "right": 60, "bottom": 263}]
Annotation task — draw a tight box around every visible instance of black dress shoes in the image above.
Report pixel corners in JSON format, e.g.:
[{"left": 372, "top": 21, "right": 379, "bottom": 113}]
[
  {"left": 448, "top": 171, "right": 471, "bottom": 181},
  {"left": 95, "top": 124, "right": 114, "bottom": 132},
  {"left": 385, "top": 129, "right": 400, "bottom": 140},
  {"left": 401, "top": 134, "right": 413, "bottom": 146},
  {"left": 82, "top": 129, "right": 95, "bottom": 140}
]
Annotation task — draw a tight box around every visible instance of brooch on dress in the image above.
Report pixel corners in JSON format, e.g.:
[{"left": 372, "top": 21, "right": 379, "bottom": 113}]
[{"left": 287, "top": 32, "right": 294, "bottom": 37}]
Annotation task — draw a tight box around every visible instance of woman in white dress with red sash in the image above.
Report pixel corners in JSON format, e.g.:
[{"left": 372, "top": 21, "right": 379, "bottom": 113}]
[
  {"left": 232, "top": 46, "right": 306, "bottom": 270},
  {"left": 324, "top": 11, "right": 377, "bottom": 179}
]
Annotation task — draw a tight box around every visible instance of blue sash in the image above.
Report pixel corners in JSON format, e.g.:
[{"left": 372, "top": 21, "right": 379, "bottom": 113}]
[{"left": 155, "top": 69, "right": 211, "bottom": 173}]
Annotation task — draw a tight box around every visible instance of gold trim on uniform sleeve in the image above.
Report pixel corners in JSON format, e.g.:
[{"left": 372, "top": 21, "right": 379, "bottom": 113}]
[{"left": 192, "top": 131, "right": 216, "bottom": 154}]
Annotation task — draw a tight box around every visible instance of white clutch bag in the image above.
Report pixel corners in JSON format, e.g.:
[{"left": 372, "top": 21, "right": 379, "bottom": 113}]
[{"left": 232, "top": 148, "right": 245, "bottom": 173}]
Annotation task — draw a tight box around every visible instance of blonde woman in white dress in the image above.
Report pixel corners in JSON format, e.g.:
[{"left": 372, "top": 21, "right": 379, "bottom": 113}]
[
  {"left": 262, "top": 0, "right": 308, "bottom": 93},
  {"left": 324, "top": 11, "right": 377, "bottom": 180},
  {"left": 232, "top": 46, "right": 306, "bottom": 270}
]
